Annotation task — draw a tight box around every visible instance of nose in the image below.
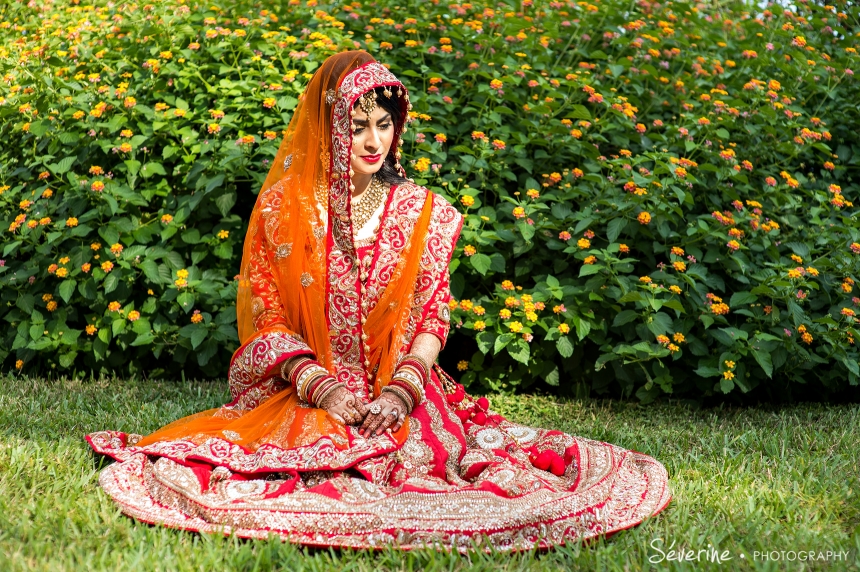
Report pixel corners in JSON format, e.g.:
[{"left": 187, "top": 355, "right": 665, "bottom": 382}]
[{"left": 365, "top": 127, "right": 381, "bottom": 153}]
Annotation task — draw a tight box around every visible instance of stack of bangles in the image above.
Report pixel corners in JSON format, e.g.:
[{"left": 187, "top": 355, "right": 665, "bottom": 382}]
[
  {"left": 382, "top": 354, "right": 431, "bottom": 414},
  {"left": 282, "top": 356, "right": 343, "bottom": 406}
]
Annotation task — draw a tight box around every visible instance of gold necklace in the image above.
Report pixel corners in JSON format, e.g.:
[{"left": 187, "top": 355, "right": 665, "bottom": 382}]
[{"left": 351, "top": 175, "right": 386, "bottom": 231}]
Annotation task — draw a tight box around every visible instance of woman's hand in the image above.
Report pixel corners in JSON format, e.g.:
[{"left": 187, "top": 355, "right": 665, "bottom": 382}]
[
  {"left": 317, "top": 385, "right": 367, "bottom": 426},
  {"left": 359, "top": 392, "right": 408, "bottom": 438}
]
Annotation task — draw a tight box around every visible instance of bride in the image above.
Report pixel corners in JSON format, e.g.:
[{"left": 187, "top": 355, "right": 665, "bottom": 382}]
[{"left": 86, "top": 51, "right": 670, "bottom": 551}]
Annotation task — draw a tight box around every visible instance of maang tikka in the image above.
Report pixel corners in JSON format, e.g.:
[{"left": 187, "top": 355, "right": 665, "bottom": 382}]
[{"left": 358, "top": 90, "right": 377, "bottom": 116}]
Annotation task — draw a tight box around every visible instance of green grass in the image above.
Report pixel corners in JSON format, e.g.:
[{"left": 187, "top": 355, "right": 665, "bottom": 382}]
[{"left": 0, "top": 375, "right": 858, "bottom": 571}]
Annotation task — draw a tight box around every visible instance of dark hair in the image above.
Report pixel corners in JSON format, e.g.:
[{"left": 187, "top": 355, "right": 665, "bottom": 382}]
[{"left": 354, "top": 86, "right": 409, "bottom": 186}]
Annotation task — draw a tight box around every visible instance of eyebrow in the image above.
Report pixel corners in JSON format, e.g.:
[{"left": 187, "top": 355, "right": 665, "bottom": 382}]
[{"left": 353, "top": 113, "right": 392, "bottom": 126}]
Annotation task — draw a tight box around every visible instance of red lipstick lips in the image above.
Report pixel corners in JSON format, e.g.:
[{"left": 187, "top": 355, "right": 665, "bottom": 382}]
[{"left": 361, "top": 154, "right": 381, "bottom": 164}]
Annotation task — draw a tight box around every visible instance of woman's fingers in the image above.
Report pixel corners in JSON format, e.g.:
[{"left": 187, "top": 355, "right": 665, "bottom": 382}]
[
  {"left": 375, "top": 411, "right": 398, "bottom": 436},
  {"left": 354, "top": 400, "right": 369, "bottom": 418},
  {"left": 359, "top": 409, "right": 378, "bottom": 436}
]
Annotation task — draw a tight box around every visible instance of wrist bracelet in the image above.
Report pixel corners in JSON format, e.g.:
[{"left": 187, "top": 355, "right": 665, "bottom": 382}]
[
  {"left": 296, "top": 364, "right": 328, "bottom": 402},
  {"left": 282, "top": 356, "right": 311, "bottom": 383},
  {"left": 312, "top": 379, "right": 344, "bottom": 408},
  {"left": 399, "top": 354, "right": 431, "bottom": 383},
  {"left": 289, "top": 357, "right": 316, "bottom": 385},
  {"left": 387, "top": 380, "right": 419, "bottom": 410}
]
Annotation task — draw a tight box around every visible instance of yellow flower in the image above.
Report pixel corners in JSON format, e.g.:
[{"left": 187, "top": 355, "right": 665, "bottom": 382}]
[
  {"left": 639, "top": 276, "right": 653, "bottom": 283},
  {"left": 457, "top": 360, "right": 469, "bottom": 371},
  {"left": 217, "top": 230, "right": 229, "bottom": 239},
  {"left": 558, "top": 323, "right": 570, "bottom": 334},
  {"left": 161, "top": 214, "right": 173, "bottom": 224},
  {"left": 723, "top": 370, "right": 735, "bottom": 380},
  {"left": 15, "top": 359, "right": 24, "bottom": 369},
  {"left": 177, "top": 269, "right": 189, "bottom": 279},
  {"left": 473, "top": 306, "right": 485, "bottom": 316},
  {"left": 128, "top": 310, "right": 140, "bottom": 322},
  {"left": 100, "top": 261, "right": 114, "bottom": 273},
  {"left": 86, "top": 325, "right": 97, "bottom": 335},
  {"left": 460, "top": 195, "right": 475, "bottom": 207},
  {"left": 673, "top": 332, "right": 686, "bottom": 343},
  {"left": 669, "top": 285, "right": 682, "bottom": 295},
  {"left": 577, "top": 238, "right": 591, "bottom": 249},
  {"left": 637, "top": 212, "right": 651, "bottom": 225},
  {"left": 508, "top": 321, "right": 523, "bottom": 333},
  {"left": 724, "top": 360, "right": 735, "bottom": 369},
  {"left": 66, "top": 217, "right": 78, "bottom": 227},
  {"left": 473, "top": 320, "right": 486, "bottom": 331},
  {"left": 499, "top": 309, "right": 512, "bottom": 319}
]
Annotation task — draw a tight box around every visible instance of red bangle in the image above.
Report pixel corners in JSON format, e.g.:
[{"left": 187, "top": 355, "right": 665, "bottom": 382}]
[{"left": 389, "top": 378, "right": 421, "bottom": 407}]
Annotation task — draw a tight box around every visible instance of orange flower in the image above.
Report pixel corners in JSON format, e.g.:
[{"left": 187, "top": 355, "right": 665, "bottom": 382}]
[
  {"left": 128, "top": 310, "right": 141, "bottom": 322},
  {"left": 637, "top": 212, "right": 651, "bottom": 225},
  {"left": 101, "top": 261, "right": 114, "bottom": 273}
]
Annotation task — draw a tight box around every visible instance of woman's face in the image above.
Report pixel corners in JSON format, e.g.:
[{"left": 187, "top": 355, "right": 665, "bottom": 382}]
[{"left": 350, "top": 101, "right": 395, "bottom": 178}]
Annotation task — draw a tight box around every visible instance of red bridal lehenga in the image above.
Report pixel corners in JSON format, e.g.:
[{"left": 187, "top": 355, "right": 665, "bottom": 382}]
[{"left": 86, "top": 52, "right": 671, "bottom": 551}]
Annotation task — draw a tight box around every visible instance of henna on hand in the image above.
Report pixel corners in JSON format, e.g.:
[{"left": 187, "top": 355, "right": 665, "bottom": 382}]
[
  {"left": 318, "top": 385, "right": 365, "bottom": 425},
  {"left": 359, "top": 392, "right": 408, "bottom": 437}
]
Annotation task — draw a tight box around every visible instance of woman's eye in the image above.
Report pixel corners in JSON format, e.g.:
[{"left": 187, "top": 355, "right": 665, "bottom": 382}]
[
  {"left": 378, "top": 123, "right": 391, "bottom": 130},
  {"left": 354, "top": 127, "right": 365, "bottom": 134}
]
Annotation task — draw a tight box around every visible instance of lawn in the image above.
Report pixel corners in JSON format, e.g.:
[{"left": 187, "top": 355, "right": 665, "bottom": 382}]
[{"left": 0, "top": 374, "right": 857, "bottom": 571}]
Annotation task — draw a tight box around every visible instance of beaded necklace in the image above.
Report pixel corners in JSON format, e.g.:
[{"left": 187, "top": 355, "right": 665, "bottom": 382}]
[{"left": 351, "top": 174, "right": 387, "bottom": 232}]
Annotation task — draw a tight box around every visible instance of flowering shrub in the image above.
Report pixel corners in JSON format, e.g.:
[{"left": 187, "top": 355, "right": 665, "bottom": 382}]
[
  {"left": 3, "top": 0, "right": 860, "bottom": 401},
  {"left": 0, "top": 1, "right": 353, "bottom": 377}
]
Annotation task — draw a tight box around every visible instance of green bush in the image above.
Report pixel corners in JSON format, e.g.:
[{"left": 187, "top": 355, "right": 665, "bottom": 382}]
[{"left": 3, "top": 0, "right": 860, "bottom": 401}]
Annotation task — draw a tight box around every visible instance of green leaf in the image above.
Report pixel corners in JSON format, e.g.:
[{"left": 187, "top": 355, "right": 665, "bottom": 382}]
[
  {"left": 752, "top": 349, "right": 773, "bottom": 378},
  {"left": 715, "top": 128, "right": 730, "bottom": 140},
  {"left": 131, "top": 332, "right": 156, "bottom": 346},
  {"left": 112, "top": 318, "right": 126, "bottom": 337},
  {"left": 556, "top": 335, "right": 574, "bottom": 358},
  {"left": 517, "top": 221, "right": 535, "bottom": 241},
  {"left": 470, "top": 253, "right": 491, "bottom": 275},
  {"left": 719, "top": 377, "right": 735, "bottom": 394},
  {"left": 729, "top": 291, "right": 757, "bottom": 307},
  {"left": 124, "top": 160, "right": 142, "bottom": 176},
  {"left": 59, "top": 280, "right": 76, "bottom": 303},
  {"left": 48, "top": 156, "right": 76, "bottom": 175},
  {"left": 177, "top": 292, "right": 195, "bottom": 312},
  {"left": 494, "top": 333, "right": 514, "bottom": 354},
  {"left": 476, "top": 331, "right": 496, "bottom": 354},
  {"left": 215, "top": 191, "right": 236, "bottom": 217},
  {"left": 612, "top": 310, "right": 638, "bottom": 327},
  {"left": 140, "top": 162, "right": 167, "bottom": 178},
  {"left": 568, "top": 104, "right": 591, "bottom": 120},
  {"left": 140, "top": 259, "right": 162, "bottom": 284},
  {"left": 606, "top": 217, "right": 626, "bottom": 243},
  {"left": 579, "top": 264, "right": 601, "bottom": 277},
  {"left": 507, "top": 339, "right": 530, "bottom": 364},
  {"left": 205, "top": 174, "right": 226, "bottom": 194},
  {"left": 59, "top": 351, "right": 77, "bottom": 368},
  {"left": 190, "top": 328, "right": 207, "bottom": 349},
  {"left": 645, "top": 312, "right": 673, "bottom": 336},
  {"left": 103, "top": 272, "right": 119, "bottom": 294}
]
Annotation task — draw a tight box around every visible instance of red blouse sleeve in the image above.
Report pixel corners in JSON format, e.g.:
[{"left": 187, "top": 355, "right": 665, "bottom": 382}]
[{"left": 414, "top": 195, "right": 465, "bottom": 350}]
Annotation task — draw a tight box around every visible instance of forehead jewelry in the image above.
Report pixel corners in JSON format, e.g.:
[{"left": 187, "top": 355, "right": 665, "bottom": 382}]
[
  {"left": 383, "top": 86, "right": 392, "bottom": 98},
  {"left": 358, "top": 90, "right": 377, "bottom": 116}
]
